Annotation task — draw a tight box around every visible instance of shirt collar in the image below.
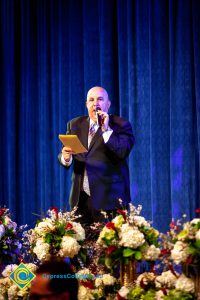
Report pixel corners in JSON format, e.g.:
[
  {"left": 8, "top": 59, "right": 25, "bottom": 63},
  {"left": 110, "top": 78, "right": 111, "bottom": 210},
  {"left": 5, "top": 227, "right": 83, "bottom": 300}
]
[{"left": 89, "top": 119, "right": 98, "bottom": 128}]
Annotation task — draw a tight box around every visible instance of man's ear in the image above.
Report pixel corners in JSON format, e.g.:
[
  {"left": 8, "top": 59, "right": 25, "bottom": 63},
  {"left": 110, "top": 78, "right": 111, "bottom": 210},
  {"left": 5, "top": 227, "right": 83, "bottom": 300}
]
[{"left": 107, "top": 100, "right": 111, "bottom": 110}]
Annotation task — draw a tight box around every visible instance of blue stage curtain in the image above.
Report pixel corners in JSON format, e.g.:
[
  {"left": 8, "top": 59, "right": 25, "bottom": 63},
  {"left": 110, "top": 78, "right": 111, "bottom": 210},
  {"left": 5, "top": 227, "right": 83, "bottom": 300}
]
[{"left": 0, "top": 0, "right": 199, "bottom": 232}]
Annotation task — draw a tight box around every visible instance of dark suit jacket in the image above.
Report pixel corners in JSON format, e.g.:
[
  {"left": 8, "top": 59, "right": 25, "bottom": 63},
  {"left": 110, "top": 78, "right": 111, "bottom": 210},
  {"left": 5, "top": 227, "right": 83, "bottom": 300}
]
[{"left": 58, "top": 115, "right": 134, "bottom": 211}]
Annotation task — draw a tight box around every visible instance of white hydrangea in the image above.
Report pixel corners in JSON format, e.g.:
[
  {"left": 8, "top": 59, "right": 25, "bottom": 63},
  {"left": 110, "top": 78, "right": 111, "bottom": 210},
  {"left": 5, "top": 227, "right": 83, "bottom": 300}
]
[
  {"left": 0, "top": 278, "right": 12, "bottom": 295},
  {"left": 133, "top": 216, "right": 149, "bottom": 227},
  {"left": 119, "top": 224, "right": 145, "bottom": 248},
  {"left": 171, "top": 241, "right": 189, "bottom": 264},
  {"left": 102, "top": 274, "right": 116, "bottom": 285},
  {"left": 59, "top": 236, "right": 80, "bottom": 258},
  {"left": 71, "top": 222, "right": 85, "bottom": 241},
  {"left": 117, "top": 286, "right": 130, "bottom": 299},
  {"left": 34, "top": 219, "right": 55, "bottom": 236},
  {"left": 142, "top": 245, "right": 160, "bottom": 260},
  {"left": 155, "top": 270, "right": 178, "bottom": 288},
  {"left": 33, "top": 239, "right": 50, "bottom": 260},
  {"left": 7, "top": 284, "right": 18, "bottom": 300},
  {"left": 17, "top": 288, "right": 29, "bottom": 297},
  {"left": 78, "top": 285, "right": 100, "bottom": 300},
  {"left": 136, "top": 272, "right": 156, "bottom": 286},
  {"left": 191, "top": 218, "right": 200, "bottom": 225},
  {"left": 175, "top": 274, "right": 195, "bottom": 293},
  {"left": 2, "top": 265, "right": 18, "bottom": 277},
  {"left": 25, "top": 263, "right": 38, "bottom": 273}
]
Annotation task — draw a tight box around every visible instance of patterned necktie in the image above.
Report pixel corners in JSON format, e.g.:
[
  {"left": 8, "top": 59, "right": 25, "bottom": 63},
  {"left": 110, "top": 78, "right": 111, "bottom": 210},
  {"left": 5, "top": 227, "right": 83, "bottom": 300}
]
[
  {"left": 82, "top": 123, "right": 96, "bottom": 196},
  {"left": 88, "top": 123, "right": 96, "bottom": 147}
]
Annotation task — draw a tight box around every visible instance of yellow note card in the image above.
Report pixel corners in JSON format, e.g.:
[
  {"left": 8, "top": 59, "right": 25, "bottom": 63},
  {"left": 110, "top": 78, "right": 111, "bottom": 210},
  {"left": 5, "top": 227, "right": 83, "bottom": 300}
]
[{"left": 59, "top": 135, "right": 87, "bottom": 154}]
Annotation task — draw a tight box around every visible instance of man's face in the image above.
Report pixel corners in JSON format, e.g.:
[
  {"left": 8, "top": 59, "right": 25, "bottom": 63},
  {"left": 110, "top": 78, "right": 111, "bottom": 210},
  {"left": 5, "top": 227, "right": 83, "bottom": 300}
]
[
  {"left": 29, "top": 275, "right": 70, "bottom": 300},
  {"left": 86, "top": 87, "right": 111, "bottom": 122}
]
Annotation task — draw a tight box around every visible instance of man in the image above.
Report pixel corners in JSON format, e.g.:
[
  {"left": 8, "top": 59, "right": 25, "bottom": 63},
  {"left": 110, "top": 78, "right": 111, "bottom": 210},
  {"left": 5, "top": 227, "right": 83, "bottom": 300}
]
[
  {"left": 29, "top": 260, "right": 78, "bottom": 300},
  {"left": 58, "top": 86, "right": 134, "bottom": 224}
]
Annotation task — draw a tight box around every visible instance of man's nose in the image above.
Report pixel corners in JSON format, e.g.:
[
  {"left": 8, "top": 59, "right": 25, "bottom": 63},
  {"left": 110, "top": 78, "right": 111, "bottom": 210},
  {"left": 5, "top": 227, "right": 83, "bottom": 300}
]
[{"left": 94, "top": 99, "right": 100, "bottom": 106}]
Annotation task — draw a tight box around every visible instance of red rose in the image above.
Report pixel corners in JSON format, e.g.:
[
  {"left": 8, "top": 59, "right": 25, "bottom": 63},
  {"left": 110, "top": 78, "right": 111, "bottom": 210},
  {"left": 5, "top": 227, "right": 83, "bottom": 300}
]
[
  {"left": 105, "top": 245, "right": 117, "bottom": 255},
  {"left": 66, "top": 223, "right": 73, "bottom": 229},
  {"left": 81, "top": 280, "right": 94, "bottom": 289},
  {"left": 0, "top": 208, "right": 6, "bottom": 217},
  {"left": 106, "top": 222, "right": 115, "bottom": 230},
  {"left": 196, "top": 208, "right": 200, "bottom": 214},
  {"left": 160, "top": 248, "right": 171, "bottom": 256}
]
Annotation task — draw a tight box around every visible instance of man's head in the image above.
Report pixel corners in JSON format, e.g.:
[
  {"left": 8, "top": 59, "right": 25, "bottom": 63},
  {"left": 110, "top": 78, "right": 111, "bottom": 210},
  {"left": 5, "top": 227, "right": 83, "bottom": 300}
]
[
  {"left": 86, "top": 86, "right": 111, "bottom": 122},
  {"left": 29, "top": 260, "right": 78, "bottom": 300}
]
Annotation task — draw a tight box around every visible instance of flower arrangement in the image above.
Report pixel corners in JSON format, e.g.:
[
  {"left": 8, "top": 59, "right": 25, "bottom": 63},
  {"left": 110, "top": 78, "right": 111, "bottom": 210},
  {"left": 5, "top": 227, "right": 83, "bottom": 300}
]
[
  {"left": 0, "top": 263, "right": 37, "bottom": 300},
  {"left": 116, "top": 270, "right": 195, "bottom": 300},
  {"left": 77, "top": 268, "right": 120, "bottom": 300},
  {"left": 23, "top": 207, "right": 85, "bottom": 261},
  {"left": 170, "top": 217, "right": 200, "bottom": 266},
  {"left": 0, "top": 208, "right": 25, "bottom": 265},
  {"left": 97, "top": 202, "right": 160, "bottom": 270}
]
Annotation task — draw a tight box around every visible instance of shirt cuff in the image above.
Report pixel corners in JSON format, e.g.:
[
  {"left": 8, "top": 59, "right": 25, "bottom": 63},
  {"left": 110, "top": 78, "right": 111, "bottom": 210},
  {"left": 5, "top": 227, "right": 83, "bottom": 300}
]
[
  {"left": 102, "top": 127, "right": 113, "bottom": 143},
  {"left": 61, "top": 154, "right": 73, "bottom": 166}
]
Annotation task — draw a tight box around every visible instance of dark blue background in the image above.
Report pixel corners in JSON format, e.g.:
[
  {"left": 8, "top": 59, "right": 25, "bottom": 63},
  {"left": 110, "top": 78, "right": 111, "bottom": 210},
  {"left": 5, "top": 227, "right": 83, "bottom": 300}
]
[{"left": 0, "top": 0, "right": 199, "bottom": 232}]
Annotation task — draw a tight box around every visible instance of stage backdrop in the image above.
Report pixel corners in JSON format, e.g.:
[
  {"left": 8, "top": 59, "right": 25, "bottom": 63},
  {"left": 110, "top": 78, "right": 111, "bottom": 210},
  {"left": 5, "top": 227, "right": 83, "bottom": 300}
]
[{"left": 0, "top": 0, "right": 199, "bottom": 232}]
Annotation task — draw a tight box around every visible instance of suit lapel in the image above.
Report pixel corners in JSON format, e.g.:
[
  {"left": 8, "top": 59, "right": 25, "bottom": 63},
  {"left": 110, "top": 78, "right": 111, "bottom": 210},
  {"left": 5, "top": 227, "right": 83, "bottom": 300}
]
[
  {"left": 77, "top": 117, "right": 90, "bottom": 150},
  {"left": 88, "top": 127, "right": 102, "bottom": 150}
]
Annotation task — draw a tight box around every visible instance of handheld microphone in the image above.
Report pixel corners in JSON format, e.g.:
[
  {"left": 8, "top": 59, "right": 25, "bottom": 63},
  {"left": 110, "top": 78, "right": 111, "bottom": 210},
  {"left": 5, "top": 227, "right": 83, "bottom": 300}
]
[{"left": 95, "top": 107, "right": 102, "bottom": 127}]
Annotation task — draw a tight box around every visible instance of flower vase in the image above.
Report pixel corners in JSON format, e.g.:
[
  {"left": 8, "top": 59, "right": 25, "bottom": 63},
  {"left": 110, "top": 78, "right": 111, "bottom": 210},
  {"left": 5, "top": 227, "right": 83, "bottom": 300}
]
[
  {"left": 184, "top": 264, "right": 200, "bottom": 299},
  {"left": 192, "top": 266, "right": 200, "bottom": 300},
  {"left": 120, "top": 259, "right": 137, "bottom": 287}
]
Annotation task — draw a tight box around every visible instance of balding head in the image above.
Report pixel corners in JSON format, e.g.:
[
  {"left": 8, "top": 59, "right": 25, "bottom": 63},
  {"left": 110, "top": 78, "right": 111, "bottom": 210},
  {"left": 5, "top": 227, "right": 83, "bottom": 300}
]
[{"left": 86, "top": 86, "right": 111, "bottom": 122}]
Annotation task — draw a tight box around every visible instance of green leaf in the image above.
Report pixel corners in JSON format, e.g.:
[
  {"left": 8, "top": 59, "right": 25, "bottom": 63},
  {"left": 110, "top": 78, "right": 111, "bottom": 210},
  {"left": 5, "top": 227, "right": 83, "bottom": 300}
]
[
  {"left": 105, "top": 257, "right": 112, "bottom": 269},
  {"left": 79, "top": 249, "right": 87, "bottom": 263},
  {"left": 45, "top": 233, "right": 53, "bottom": 244},
  {"left": 134, "top": 251, "right": 142, "bottom": 260},
  {"left": 194, "top": 239, "right": 200, "bottom": 249},
  {"left": 123, "top": 248, "right": 135, "bottom": 257}
]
